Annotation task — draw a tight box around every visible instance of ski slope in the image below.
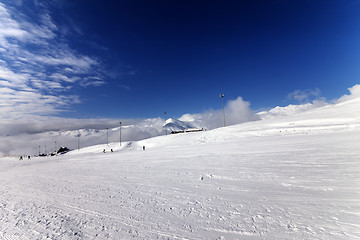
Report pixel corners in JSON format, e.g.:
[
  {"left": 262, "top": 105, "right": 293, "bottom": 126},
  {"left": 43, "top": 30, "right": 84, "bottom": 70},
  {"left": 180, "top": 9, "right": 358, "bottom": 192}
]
[{"left": 1, "top": 97, "right": 360, "bottom": 239}]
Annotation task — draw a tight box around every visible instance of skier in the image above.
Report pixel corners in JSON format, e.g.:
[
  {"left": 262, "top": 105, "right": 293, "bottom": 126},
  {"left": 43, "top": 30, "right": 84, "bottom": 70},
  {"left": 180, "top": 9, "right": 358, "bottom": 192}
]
[
  {"left": 103, "top": 149, "right": 106, "bottom": 153},
  {"left": 19, "top": 156, "right": 23, "bottom": 161},
  {"left": 28, "top": 156, "right": 31, "bottom": 160},
  {"left": 143, "top": 146, "right": 145, "bottom": 151}
]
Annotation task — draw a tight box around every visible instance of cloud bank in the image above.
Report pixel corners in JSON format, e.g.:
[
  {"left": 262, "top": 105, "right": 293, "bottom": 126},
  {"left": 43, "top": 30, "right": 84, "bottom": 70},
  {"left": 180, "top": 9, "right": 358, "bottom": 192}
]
[{"left": 0, "top": 117, "right": 166, "bottom": 157}]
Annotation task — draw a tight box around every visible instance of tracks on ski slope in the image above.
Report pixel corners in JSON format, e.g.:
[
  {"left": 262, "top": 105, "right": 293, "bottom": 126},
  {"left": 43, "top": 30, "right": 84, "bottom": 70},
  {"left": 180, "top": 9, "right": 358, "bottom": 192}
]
[{"left": 1, "top": 130, "right": 360, "bottom": 239}]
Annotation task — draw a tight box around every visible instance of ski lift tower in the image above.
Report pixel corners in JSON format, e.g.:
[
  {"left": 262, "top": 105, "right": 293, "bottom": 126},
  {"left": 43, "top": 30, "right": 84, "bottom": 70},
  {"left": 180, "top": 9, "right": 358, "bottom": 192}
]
[
  {"left": 164, "top": 112, "right": 167, "bottom": 136},
  {"left": 106, "top": 128, "right": 109, "bottom": 146},
  {"left": 220, "top": 94, "right": 226, "bottom": 127},
  {"left": 119, "top": 122, "right": 122, "bottom": 146},
  {"left": 77, "top": 131, "right": 80, "bottom": 151}
]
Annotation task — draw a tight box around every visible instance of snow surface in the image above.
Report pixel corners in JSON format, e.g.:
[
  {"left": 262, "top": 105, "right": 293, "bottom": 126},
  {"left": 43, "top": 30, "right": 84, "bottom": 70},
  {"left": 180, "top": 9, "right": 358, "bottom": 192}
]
[{"left": 1, "top": 97, "right": 360, "bottom": 239}]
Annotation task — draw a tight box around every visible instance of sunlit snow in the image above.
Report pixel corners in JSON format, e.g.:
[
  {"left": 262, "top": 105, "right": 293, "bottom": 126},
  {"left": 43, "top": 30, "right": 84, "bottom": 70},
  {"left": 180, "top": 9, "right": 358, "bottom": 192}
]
[{"left": 1, "top": 96, "right": 360, "bottom": 239}]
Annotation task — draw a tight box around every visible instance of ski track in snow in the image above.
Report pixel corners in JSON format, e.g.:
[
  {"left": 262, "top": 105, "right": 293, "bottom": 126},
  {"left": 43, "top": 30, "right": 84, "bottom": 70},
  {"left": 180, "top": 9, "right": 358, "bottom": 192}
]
[{"left": 1, "top": 101, "right": 360, "bottom": 239}]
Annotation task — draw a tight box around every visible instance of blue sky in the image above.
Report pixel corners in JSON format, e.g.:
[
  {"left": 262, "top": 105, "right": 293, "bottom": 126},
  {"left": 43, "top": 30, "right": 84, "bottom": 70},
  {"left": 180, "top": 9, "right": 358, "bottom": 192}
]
[{"left": 1, "top": 0, "right": 360, "bottom": 120}]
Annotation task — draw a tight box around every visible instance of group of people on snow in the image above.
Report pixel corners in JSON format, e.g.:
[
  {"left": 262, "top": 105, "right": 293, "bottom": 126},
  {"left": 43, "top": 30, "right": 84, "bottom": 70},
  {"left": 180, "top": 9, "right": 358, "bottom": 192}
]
[
  {"left": 19, "top": 145, "right": 147, "bottom": 159},
  {"left": 19, "top": 155, "right": 31, "bottom": 161},
  {"left": 102, "top": 146, "right": 146, "bottom": 153}
]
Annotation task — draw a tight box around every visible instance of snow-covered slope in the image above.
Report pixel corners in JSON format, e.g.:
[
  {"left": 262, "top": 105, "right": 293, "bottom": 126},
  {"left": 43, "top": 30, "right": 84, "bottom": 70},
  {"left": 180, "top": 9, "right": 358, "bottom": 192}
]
[
  {"left": 257, "top": 102, "right": 326, "bottom": 119},
  {"left": 1, "top": 96, "right": 360, "bottom": 239}
]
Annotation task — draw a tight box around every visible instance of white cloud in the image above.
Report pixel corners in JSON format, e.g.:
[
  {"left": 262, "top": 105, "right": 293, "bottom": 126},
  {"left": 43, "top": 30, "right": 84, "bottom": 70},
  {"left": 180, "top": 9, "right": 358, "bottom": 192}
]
[
  {"left": 81, "top": 79, "right": 105, "bottom": 87},
  {"left": 0, "top": 2, "right": 102, "bottom": 120},
  {"left": 29, "top": 54, "right": 97, "bottom": 69},
  {"left": 41, "top": 13, "right": 57, "bottom": 31},
  {"left": 0, "top": 4, "right": 29, "bottom": 46},
  {"left": 0, "top": 65, "right": 31, "bottom": 90},
  {"left": 0, "top": 87, "right": 74, "bottom": 119},
  {"left": 287, "top": 88, "right": 322, "bottom": 103},
  {"left": 179, "top": 96, "right": 260, "bottom": 130},
  {"left": 50, "top": 73, "right": 79, "bottom": 83}
]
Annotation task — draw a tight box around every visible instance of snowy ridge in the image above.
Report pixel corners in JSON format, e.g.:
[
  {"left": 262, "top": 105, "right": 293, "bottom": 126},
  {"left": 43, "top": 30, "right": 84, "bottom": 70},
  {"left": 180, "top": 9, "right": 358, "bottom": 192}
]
[{"left": 257, "top": 102, "right": 325, "bottom": 119}]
